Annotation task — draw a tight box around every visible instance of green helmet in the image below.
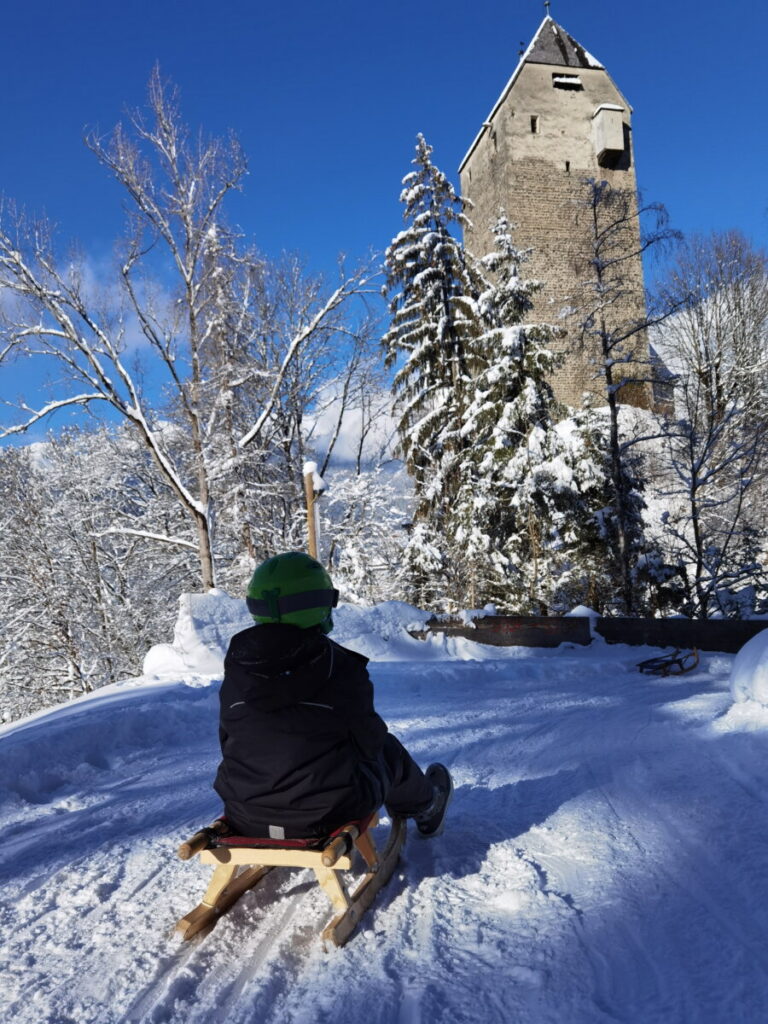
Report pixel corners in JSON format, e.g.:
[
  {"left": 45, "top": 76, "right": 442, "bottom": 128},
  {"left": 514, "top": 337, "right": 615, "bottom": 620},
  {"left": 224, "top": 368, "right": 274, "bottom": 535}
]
[{"left": 246, "top": 552, "right": 339, "bottom": 634}]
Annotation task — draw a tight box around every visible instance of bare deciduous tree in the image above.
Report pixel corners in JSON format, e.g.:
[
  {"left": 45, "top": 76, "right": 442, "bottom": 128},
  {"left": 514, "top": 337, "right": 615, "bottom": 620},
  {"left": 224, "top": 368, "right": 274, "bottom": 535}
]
[
  {"left": 657, "top": 231, "right": 768, "bottom": 422},
  {"left": 575, "top": 179, "right": 681, "bottom": 614},
  {"left": 653, "top": 231, "right": 768, "bottom": 616},
  {"left": 0, "top": 428, "right": 196, "bottom": 720},
  {"left": 0, "top": 69, "right": 374, "bottom": 589}
]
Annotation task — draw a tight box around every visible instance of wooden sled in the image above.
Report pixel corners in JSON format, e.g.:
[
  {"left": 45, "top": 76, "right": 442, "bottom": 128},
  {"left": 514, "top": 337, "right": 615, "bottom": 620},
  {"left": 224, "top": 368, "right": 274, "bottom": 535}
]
[
  {"left": 175, "top": 811, "right": 406, "bottom": 949},
  {"left": 637, "top": 647, "right": 699, "bottom": 677}
]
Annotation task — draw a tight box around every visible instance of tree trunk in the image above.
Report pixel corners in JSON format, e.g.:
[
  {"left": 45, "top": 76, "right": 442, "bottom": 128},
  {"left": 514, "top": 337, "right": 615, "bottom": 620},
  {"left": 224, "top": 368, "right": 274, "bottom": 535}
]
[{"left": 194, "top": 511, "right": 216, "bottom": 590}]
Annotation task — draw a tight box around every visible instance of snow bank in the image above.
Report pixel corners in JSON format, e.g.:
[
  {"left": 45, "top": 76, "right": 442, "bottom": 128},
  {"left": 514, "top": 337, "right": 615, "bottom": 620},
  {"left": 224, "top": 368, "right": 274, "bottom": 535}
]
[
  {"left": 142, "top": 591, "right": 513, "bottom": 679},
  {"left": 729, "top": 627, "right": 768, "bottom": 705},
  {"left": 142, "top": 592, "right": 441, "bottom": 679},
  {"left": 142, "top": 590, "right": 252, "bottom": 679},
  {"left": 0, "top": 680, "right": 218, "bottom": 807},
  {"left": 333, "top": 600, "right": 434, "bottom": 660}
]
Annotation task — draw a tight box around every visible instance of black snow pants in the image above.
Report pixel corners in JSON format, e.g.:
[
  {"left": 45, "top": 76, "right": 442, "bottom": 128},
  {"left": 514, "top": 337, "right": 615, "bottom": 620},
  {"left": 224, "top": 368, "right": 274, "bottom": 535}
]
[{"left": 375, "top": 734, "right": 434, "bottom": 818}]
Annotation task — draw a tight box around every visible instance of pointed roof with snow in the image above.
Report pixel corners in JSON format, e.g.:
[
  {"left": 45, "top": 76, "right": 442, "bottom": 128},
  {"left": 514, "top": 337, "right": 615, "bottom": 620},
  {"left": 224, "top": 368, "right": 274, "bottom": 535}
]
[{"left": 526, "top": 17, "right": 604, "bottom": 69}]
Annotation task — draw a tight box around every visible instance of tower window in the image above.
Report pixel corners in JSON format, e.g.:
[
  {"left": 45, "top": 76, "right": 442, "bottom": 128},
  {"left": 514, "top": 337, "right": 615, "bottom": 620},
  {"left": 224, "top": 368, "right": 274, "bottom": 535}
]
[
  {"left": 552, "top": 74, "right": 583, "bottom": 90},
  {"left": 530, "top": 115, "right": 539, "bottom": 134},
  {"left": 565, "top": 160, "right": 570, "bottom": 173}
]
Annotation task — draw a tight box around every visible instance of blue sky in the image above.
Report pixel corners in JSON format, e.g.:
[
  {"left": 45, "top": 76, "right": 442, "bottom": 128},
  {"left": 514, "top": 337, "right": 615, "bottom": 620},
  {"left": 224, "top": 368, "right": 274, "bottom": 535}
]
[
  {"left": 2, "top": 0, "right": 766, "bottom": 282},
  {"left": 1, "top": 0, "right": 766, "bottom": 436}
]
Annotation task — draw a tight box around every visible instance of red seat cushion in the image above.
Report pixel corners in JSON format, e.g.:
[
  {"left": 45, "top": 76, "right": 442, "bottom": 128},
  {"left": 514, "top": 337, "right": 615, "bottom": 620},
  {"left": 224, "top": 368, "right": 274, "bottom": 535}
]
[{"left": 212, "top": 811, "right": 377, "bottom": 850}]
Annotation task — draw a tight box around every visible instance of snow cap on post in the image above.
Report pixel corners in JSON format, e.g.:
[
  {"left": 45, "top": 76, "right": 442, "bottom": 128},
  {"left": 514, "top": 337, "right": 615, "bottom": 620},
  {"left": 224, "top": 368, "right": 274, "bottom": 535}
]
[
  {"left": 303, "top": 461, "right": 326, "bottom": 494},
  {"left": 302, "top": 462, "right": 325, "bottom": 559}
]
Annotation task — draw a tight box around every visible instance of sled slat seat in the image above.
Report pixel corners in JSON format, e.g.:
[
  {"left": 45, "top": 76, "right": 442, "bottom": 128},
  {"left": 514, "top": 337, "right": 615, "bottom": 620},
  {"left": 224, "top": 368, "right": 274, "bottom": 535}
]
[{"left": 199, "top": 843, "right": 355, "bottom": 869}]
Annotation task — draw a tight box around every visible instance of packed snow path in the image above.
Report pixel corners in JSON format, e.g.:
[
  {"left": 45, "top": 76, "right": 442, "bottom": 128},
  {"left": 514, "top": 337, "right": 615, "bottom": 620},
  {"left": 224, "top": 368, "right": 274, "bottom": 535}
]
[{"left": 2, "top": 640, "right": 768, "bottom": 1023}]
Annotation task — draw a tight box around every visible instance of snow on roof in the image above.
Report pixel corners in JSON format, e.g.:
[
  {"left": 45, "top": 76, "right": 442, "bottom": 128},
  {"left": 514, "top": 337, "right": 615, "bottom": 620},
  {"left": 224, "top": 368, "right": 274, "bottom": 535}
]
[
  {"left": 592, "top": 103, "right": 624, "bottom": 116},
  {"left": 526, "top": 18, "right": 605, "bottom": 70}
]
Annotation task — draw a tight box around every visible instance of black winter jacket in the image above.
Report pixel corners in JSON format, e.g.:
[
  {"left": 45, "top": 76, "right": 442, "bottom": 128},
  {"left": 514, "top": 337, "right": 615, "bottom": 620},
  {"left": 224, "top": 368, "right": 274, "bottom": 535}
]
[{"left": 213, "top": 623, "right": 389, "bottom": 838}]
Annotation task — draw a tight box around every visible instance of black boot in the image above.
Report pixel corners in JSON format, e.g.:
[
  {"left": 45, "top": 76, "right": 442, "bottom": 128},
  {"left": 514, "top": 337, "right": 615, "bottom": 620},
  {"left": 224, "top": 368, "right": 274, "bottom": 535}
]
[{"left": 414, "top": 764, "right": 453, "bottom": 838}]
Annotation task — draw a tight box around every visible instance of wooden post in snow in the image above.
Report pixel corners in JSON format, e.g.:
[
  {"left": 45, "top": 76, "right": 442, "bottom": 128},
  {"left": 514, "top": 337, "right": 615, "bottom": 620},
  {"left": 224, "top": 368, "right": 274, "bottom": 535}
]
[{"left": 303, "top": 461, "right": 323, "bottom": 559}]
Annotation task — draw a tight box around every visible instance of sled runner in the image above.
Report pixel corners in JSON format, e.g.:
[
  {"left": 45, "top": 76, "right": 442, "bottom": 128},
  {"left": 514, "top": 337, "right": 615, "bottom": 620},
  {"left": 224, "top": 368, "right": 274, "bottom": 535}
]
[
  {"left": 637, "top": 647, "right": 699, "bottom": 677},
  {"left": 175, "top": 811, "right": 406, "bottom": 949}
]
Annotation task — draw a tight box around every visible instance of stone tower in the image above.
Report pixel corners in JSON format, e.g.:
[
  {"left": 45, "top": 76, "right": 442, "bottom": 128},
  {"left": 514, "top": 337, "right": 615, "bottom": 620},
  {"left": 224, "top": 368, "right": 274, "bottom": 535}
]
[{"left": 459, "top": 16, "right": 654, "bottom": 409}]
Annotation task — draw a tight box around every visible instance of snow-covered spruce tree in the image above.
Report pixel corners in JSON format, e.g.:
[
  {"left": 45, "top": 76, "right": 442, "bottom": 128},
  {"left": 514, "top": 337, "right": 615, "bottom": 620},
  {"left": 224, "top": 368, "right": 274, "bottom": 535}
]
[
  {"left": 572, "top": 404, "right": 659, "bottom": 614},
  {"left": 453, "top": 214, "right": 561, "bottom": 610},
  {"left": 382, "top": 134, "right": 480, "bottom": 604},
  {"left": 491, "top": 398, "right": 655, "bottom": 615},
  {"left": 323, "top": 465, "right": 411, "bottom": 604},
  {"left": 383, "top": 145, "right": 569, "bottom": 611},
  {"left": 398, "top": 521, "right": 448, "bottom": 610},
  {"left": 500, "top": 411, "right": 609, "bottom": 613}
]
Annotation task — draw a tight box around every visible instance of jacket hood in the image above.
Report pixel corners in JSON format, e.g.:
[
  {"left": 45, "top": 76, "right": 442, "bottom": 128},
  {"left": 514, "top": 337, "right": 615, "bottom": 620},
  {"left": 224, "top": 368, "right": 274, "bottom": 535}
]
[{"left": 223, "top": 623, "right": 331, "bottom": 711}]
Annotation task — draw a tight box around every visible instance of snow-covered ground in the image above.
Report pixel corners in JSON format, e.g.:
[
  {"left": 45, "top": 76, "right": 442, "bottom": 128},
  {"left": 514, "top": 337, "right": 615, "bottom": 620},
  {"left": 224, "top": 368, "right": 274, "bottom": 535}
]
[{"left": 2, "top": 596, "right": 768, "bottom": 1024}]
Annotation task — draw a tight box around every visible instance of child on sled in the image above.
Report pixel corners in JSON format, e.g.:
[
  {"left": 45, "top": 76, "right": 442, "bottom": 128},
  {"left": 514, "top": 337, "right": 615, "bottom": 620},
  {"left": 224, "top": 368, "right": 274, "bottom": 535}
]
[{"left": 213, "top": 552, "right": 453, "bottom": 842}]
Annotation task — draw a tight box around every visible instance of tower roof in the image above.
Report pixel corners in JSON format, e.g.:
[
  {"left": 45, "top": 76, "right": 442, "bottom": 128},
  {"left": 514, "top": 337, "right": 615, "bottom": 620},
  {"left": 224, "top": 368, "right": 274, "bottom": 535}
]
[{"left": 525, "top": 17, "right": 604, "bottom": 69}]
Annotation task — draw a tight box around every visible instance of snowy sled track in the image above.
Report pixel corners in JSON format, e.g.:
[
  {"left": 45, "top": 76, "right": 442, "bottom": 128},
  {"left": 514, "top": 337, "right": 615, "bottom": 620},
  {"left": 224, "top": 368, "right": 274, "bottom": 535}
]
[{"left": 3, "top": 644, "right": 768, "bottom": 1023}]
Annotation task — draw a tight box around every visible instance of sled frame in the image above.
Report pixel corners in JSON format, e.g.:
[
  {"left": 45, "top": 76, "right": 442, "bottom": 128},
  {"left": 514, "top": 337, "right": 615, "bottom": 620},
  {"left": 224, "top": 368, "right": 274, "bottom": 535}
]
[
  {"left": 174, "top": 813, "right": 406, "bottom": 949},
  {"left": 637, "top": 647, "right": 699, "bottom": 677}
]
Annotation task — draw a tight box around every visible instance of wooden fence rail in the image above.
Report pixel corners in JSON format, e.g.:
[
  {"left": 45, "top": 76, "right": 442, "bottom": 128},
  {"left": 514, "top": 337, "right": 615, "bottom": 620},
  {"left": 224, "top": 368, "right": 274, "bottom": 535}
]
[{"left": 410, "top": 615, "right": 768, "bottom": 654}]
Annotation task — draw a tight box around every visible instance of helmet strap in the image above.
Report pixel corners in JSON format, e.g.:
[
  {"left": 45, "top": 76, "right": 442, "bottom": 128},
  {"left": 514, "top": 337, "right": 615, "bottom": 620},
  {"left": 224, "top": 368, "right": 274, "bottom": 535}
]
[
  {"left": 246, "top": 588, "right": 339, "bottom": 620},
  {"left": 262, "top": 589, "right": 281, "bottom": 621}
]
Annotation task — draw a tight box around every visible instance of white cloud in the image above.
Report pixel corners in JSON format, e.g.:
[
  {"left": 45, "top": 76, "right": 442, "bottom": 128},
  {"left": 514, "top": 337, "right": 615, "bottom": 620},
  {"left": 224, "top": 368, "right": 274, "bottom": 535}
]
[{"left": 305, "top": 378, "right": 398, "bottom": 468}]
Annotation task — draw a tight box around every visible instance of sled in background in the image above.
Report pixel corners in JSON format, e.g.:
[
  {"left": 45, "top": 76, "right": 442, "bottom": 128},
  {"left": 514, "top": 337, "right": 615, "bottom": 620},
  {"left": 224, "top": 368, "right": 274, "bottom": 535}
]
[
  {"left": 637, "top": 647, "right": 700, "bottom": 677},
  {"left": 174, "top": 811, "right": 406, "bottom": 949}
]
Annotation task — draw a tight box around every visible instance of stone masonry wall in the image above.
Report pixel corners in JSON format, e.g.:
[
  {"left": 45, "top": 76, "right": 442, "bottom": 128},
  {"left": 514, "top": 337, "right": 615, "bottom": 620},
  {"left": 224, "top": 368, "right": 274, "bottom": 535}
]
[{"left": 460, "top": 62, "right": 653, "bottom": 410}]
